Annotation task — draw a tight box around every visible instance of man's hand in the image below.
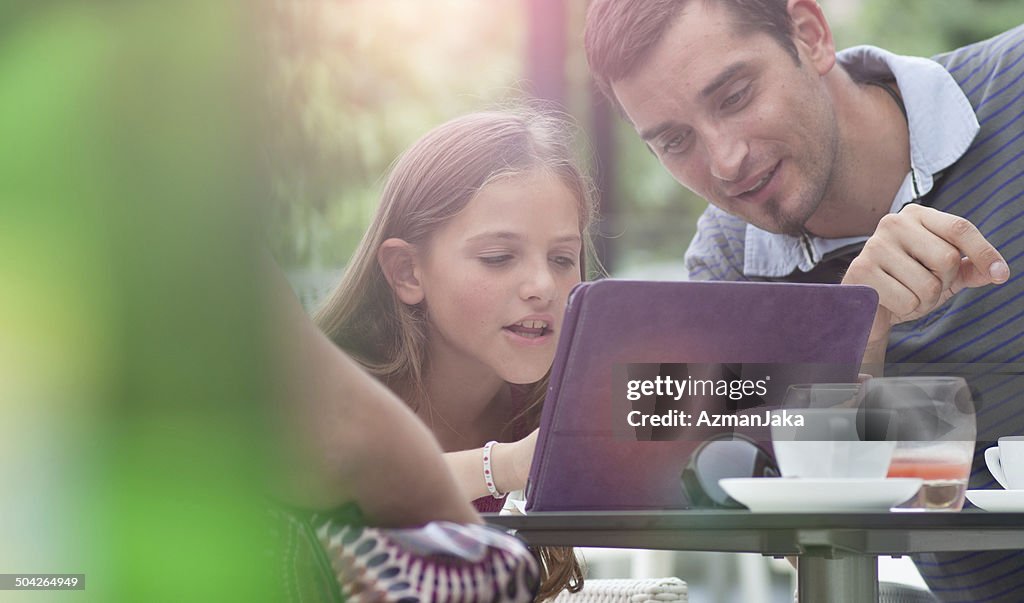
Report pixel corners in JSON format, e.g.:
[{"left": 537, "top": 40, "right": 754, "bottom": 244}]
[{"left": 843, "top": 205, "right": 1010, "bottom": 348}]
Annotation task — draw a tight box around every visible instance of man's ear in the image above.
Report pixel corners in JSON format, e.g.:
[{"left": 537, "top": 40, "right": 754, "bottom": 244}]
[
  {"left": 787, "top": 0, "right": 836, "bottom": 76},
  {"left": 377, "top": 238, "right": 425, "bottom": 306}
]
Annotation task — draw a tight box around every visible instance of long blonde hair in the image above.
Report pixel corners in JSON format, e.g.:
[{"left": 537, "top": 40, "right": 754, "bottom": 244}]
[{"left": 314, "top": 108, "right": 597, "bottom": 425}]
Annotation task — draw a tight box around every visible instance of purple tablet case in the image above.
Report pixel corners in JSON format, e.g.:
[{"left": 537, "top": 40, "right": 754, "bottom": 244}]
[{"left": 525, "top": 280, "right": 878, "bottom": 511}]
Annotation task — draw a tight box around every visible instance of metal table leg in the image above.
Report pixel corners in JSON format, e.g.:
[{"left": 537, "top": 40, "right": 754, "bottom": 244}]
[{"left": 798, "top": 555, "right": 878, "bottom": 603}]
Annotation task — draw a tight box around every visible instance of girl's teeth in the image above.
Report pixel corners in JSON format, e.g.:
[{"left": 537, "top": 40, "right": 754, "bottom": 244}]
[
  {"left": 515, "top": 320, "right": 547, "bottom": 329},
  {"left": 507, "top": 320, "right": 549, "bottom": 337}
]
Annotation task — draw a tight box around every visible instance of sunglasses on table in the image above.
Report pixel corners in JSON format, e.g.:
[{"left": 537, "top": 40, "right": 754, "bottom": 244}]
[{"left": 681, "top": 433, "right": 779, "bottom": 509}]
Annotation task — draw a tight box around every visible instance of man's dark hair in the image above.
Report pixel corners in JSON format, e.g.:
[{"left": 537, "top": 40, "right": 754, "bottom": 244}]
[{"left": 584, "top": 0, "right": 799, "bottom": 109}]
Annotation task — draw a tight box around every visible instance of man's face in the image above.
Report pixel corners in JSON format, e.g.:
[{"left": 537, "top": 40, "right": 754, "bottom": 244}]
[{"left": 610, "top": 2, "right": 840, "bottom": 235}]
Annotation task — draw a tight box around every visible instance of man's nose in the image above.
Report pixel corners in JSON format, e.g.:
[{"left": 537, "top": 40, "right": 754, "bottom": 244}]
[{"left": 706, "top": 133, "right": 748, "bottom": 183}]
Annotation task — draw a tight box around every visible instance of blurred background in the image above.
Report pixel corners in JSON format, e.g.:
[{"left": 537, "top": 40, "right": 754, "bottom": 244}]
[
  {"left": 266, "top": 0, "right": 1024, "bottom": 305},
  {"left": 4, "top": 1, "right": 1023, "bottom": 601}
]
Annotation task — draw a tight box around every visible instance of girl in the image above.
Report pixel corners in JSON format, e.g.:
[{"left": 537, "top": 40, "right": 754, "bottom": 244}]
[{"left": 314, "top": 108, "right": 597, "bottom": 599}]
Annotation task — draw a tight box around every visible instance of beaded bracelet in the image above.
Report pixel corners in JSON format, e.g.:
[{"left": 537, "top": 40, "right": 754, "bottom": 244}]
[{"left": 482, "top": 440, "right": 506, "bottom": 499}]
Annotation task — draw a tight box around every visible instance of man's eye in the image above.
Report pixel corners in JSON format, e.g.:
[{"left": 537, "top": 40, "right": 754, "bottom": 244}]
[
  {"left": 662, "top": 132, "right": 688, "bottom": 154},
  {"left": 722, "top": 86, "right": 749, "bottom": 109}
]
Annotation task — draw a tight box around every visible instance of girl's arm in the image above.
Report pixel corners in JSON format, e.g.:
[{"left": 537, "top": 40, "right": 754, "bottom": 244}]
[{"left": 441, "top": 429, "right": 538, "bottom": 500}]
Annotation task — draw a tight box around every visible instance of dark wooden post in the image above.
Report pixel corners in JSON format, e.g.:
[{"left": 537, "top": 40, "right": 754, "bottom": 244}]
[
  {"left": 525, "top": 0, "right": 568, "bottom": 108},
  {"left": 589, "top": 88, "right": 617, "bottom": 274},
  {"left": 525, "top": 0, "right": 617, "bottom": 272}
]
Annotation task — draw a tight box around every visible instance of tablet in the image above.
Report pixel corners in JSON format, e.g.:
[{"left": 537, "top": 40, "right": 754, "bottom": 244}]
[{"left": 525, "top": 279, "right": 878, "bottom": 511}]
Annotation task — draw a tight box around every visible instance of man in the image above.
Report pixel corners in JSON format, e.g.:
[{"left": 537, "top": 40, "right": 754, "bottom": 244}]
[{"left": 585, "top": 0, "right": 1024, "bottom": 600}]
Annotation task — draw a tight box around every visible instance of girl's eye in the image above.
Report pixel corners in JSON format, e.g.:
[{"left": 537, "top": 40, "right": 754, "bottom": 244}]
[
  {"left": 479, "top": 255, "right": 513, "bottom": 266},
  {"left": 551, "top": 255, "right": 577, "bottom": 269}
]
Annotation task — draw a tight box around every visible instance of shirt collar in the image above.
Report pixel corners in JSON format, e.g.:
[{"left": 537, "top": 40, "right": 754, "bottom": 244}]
[{"left": 743, "top": 45, "right": 980, "bottom": 278}]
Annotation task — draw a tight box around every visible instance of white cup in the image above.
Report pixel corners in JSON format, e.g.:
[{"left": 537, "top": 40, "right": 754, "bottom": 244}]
[
  {"left": 984, "top": 436, "right": 1024, "bottom": 490},
  {"left": 771, "top": 408, "right": 896, "bottom": 479}
]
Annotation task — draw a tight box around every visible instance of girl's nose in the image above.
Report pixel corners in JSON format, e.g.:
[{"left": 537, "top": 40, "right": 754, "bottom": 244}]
[{"left": 519, "top": 264, "right": 557, "bottom": 303}]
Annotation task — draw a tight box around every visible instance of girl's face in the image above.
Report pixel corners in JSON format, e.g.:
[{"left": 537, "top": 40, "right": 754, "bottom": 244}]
[{"left": 417, "top": 169, "right": 583, "bottom": 385}]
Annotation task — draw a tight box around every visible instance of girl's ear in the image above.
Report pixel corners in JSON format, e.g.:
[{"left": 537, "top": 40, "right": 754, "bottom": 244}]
[{"left": 378, "top": 238, "right": 425, "bottom": 305}]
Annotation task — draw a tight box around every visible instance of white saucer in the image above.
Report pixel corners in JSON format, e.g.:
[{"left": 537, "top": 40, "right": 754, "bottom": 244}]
[
  {"left": 719, "top": 478, "right": 923, "bottom": 513},
  {"left": 965, "top": 489, "right": 1024, "bottom": 512}
]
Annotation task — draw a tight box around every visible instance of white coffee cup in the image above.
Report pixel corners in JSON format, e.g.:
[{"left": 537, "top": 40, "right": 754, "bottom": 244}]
[
  {"left": 771, "top": 408, "right": 896, "bottom": 479},
  {"left": 984, "top": 436, "right": 1024, "bottom": 490}
]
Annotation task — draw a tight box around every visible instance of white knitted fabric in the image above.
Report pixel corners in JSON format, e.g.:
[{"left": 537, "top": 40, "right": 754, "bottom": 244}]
[{"left": 553, "top": 578, "right": 688, "bottom": 602}]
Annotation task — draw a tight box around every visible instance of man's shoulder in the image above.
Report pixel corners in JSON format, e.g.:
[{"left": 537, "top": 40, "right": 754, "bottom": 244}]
[
  {"left": 932, "top": 24, "right": 1024, "bottom": 71},
  {"left": 684, "top": 206, "right": 748, "bottom": 281},
  {"left": 931, "top": 24, "right": 1024, "bottom": 131}
]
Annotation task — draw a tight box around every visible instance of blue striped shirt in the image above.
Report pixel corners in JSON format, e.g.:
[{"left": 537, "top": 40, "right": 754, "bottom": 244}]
[{"left": 685, "top": 26, "right": 1024, "bottom": 602}]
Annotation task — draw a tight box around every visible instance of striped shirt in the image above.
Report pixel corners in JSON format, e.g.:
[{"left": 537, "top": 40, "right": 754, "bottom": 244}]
[{"left": 685, "top": 26, "right": 1024, "bottom": 602}]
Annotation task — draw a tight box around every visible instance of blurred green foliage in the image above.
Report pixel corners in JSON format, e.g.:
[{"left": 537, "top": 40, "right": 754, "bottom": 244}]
[
  {"left": 269, "top": 0, "right": 1024, "bottom": 276},
  {"left": 834, "top": 0, "right": 1024, "bottom": 56},
  {"left": 3, "top": 2, "right": 278, "bottom": 600},
  {"left": 267, "top": 0, "right": 526, "bottom": 268}
]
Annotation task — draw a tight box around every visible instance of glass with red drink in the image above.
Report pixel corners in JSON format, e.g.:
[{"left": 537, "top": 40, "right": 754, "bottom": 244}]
[{"left": 864, "top": 376, "right": 976, "bottom": 511}]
